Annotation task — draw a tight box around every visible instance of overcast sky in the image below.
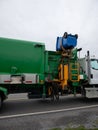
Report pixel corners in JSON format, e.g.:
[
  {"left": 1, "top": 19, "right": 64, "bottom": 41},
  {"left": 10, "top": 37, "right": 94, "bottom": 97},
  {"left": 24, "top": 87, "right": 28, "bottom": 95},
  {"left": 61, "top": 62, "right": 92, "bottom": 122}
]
[{"left": 0, "top": 0, "right": 98, "bottom": 57}]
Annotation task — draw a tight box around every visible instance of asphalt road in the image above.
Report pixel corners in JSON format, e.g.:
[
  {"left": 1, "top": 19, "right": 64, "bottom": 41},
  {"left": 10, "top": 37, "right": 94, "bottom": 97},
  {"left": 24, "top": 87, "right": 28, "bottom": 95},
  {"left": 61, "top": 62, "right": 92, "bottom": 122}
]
[{"left": 0, "top": 94, "right": 98, "bottom": 130}]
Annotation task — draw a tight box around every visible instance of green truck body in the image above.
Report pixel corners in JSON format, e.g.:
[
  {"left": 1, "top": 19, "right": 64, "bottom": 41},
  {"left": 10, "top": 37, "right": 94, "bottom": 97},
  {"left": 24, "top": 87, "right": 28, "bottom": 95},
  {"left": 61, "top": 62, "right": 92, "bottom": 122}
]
[
  {"left": 0, "top": 37, "right": 46, "bottom": 102},
  {"left": 0, "top": 36, "right": 81, "bottom": 101},
  {"left": 1, "top": 32, "right": 96, "bottom": 110},
  {"left": 0, "top": 37, "right": 45, "bottom": 75}
]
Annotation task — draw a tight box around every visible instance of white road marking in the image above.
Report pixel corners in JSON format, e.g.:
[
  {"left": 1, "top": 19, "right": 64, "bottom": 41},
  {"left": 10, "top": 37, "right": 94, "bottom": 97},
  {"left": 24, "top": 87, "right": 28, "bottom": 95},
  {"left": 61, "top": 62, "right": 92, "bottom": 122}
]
[{"left": 0, "top": 104, "right": 98, "bottom": 119}]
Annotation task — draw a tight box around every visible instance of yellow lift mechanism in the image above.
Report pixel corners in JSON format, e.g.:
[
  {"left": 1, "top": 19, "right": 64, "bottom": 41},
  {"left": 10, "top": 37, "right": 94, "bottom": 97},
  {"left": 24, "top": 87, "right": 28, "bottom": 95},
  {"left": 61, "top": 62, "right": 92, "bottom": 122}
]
[{"left": 58, "top": 64, "right": 68, "bottom": 90}]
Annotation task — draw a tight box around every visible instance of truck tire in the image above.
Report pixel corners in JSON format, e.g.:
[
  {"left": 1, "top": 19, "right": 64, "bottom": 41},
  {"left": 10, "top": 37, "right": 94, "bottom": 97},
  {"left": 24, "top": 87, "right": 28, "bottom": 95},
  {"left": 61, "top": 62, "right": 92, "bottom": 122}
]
[{"left": 0, "top": 95, "right": 2, "bottom": 109}]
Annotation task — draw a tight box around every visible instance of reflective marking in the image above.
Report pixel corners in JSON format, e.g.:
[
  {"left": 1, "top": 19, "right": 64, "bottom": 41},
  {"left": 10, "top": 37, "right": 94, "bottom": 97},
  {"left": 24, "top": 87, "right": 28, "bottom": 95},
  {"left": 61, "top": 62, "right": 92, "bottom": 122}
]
[
  {"left": 0, "top": 104, "right": 98, "bottom": 119},
  {"left": 4, "top": 80, "right": 10, "bottom": 83},
  {"left": 25, "top": 81, "right": 32, "bottom": 83}
]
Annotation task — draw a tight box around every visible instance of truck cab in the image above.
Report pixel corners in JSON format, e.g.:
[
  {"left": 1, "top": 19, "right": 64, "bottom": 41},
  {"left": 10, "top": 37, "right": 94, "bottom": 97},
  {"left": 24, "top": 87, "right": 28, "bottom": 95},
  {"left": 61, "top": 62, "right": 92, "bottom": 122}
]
[
  {"left": 79, "top": 53, "right": 98, "bottom": 98},
  {"left": 90, "top": 59, "right": 98, "bottom": 85}
]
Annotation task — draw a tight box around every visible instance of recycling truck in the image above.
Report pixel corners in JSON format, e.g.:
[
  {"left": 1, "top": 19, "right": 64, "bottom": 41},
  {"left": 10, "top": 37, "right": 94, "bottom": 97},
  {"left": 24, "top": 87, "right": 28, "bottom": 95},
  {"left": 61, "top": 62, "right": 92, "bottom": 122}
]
[{"left": 0, "top": 32, "right": 98, "bottom": 109}]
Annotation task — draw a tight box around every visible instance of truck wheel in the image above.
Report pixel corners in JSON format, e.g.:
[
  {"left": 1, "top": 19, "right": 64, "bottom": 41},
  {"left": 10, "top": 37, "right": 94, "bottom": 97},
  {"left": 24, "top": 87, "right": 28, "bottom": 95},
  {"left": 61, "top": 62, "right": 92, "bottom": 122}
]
[
  {"left": 81, "top": 86, "right": 86, "bottom": 98},
  {"left": 0, "top": 95, "right": 2, "bottom": 109}
]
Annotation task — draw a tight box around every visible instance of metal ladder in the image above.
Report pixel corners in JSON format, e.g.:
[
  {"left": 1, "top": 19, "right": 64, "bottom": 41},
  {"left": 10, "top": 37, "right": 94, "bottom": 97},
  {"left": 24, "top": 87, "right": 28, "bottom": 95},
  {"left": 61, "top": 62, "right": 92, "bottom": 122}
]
[{"left": 70, "top": 63, "right": 79, "bottom": 82}]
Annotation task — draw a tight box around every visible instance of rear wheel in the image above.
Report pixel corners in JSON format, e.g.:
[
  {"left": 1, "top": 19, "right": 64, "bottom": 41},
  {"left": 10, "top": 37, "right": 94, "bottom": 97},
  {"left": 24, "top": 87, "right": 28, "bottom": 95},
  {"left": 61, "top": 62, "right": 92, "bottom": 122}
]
[
  {"left": 81, "top": 86, "right": 86, "bottom": 98},
  {"left": 0, "top": 95, "right": 2, "bottom": 109}
]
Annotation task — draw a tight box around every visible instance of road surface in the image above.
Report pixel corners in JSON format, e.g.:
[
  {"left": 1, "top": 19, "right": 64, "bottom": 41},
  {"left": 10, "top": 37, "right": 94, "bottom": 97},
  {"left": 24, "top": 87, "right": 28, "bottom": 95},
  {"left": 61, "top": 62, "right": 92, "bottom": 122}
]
[{"left": 0, "top": 94, "right": 98, "bottom": 130}]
